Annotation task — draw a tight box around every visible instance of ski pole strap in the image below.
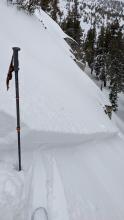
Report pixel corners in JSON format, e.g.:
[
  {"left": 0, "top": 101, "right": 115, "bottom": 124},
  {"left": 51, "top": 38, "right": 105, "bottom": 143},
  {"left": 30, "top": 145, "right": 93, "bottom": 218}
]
[{"left": 6, "top": 55, "right": 14, "bottom": 90}]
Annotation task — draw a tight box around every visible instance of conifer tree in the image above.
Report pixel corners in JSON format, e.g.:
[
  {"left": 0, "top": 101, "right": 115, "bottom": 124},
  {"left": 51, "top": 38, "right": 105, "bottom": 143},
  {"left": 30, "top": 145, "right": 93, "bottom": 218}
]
[
  {"left": 107, "top": 20, "right": 124, "bottom": 111},
  {"left": 62, "top": 0, "right": 82, "bottom": 44},
  {"left": 39, "top": 0, "right": 50, "bottom": 12},
  {"left": 109, "top": 83, "right": 118, "bottom": 111},
  {"left": 94, "top": 26, "right": 107, "bottom": 88},
  {"left": 49, "top": 0, "right": 60, "bottom": 22},
  {"left": 61, "top": 0, "right": 83, "bottom": 60},
  {"left": 84, "top": 25, "right": 96, "bottom": 74}
]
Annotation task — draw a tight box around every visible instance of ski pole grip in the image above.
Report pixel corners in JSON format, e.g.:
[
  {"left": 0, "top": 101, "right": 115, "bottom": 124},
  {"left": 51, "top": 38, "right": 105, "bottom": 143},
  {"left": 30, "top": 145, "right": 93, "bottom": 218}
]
[{"left": 12, "top": 47, "right": 21, "bottom": 71}]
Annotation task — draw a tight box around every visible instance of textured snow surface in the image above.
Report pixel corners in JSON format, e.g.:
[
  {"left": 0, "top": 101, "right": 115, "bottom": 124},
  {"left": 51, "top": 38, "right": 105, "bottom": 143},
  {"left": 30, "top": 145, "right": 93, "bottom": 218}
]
[
  {"left": 0, "top": 2, "right": 124, "bottom": 220},
  {"left": 0, "top": 162, "right": 25, "bottom": 220},
  {"left": 1, "top": 132, "right": 124, "bottom": 220}
]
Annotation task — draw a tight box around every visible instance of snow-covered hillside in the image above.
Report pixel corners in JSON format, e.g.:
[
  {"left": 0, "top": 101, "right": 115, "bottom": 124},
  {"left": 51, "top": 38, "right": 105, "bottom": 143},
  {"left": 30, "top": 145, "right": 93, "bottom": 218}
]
[
  {"left": 0, "top": 2, "right": 124, "bottom": 220},
  {"left": 0, "top": 3, "right": 117, "bottom": 135},
  {"left": 59, "top": 0, "right": 124, "bottom": 35}
]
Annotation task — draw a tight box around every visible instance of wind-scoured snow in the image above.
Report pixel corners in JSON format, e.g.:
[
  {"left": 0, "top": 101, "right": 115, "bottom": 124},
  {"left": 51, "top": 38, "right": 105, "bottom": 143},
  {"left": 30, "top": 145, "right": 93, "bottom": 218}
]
[{"left": 0, "top": 2, "right": 124, "bottom": 220}]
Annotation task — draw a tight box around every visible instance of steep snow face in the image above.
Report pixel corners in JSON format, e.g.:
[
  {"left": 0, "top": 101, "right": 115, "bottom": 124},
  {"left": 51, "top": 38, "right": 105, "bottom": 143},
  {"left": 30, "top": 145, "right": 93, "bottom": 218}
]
[{"left": 0, "top": 3, "right": 117, "bottom": 136}]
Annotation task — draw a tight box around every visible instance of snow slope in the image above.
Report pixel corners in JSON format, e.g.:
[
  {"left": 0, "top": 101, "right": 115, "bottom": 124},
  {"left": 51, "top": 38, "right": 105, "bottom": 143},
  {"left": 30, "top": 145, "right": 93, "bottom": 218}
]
[
  {"left": 0, "top": 2, "right": 124, "bottom": 220},
  {"left": 0, "top": 2, "right": 117, "bottom": 136}
]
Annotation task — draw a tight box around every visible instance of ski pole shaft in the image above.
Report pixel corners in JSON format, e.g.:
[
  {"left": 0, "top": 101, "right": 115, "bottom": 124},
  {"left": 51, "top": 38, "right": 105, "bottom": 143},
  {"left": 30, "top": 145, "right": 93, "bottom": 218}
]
[{"left": 13, "top": 47, "right": 21, "bottom": 171}]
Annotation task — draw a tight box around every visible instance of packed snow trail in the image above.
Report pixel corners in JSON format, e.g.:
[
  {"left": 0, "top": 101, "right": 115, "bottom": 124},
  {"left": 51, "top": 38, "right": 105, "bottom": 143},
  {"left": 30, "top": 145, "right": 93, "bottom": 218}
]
[
  {"left": 28, "top": 133, "right": 124, "bottom": 220},
  {"left": 30, "top": 149, "right": 69, "bottom": 220},
  {"left": 1, "top": 131, "right": 124, "bottom": 220}
]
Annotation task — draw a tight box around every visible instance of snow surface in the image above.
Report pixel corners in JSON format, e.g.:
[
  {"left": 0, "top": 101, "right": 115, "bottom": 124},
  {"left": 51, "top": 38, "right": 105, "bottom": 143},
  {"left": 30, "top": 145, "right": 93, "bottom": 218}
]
[{"left": 0, "top": 2, "right": 124, "bottom": 220}]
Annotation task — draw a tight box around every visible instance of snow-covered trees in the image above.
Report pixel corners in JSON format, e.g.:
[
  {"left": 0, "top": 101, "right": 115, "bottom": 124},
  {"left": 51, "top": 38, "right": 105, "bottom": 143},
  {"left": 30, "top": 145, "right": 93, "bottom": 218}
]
[
  {"left": 61, "top": 0, "right": 82, "bottom": 43},
  {"left": 107, "top": 21, "right": 124, "bottom": 110},
  {"left": 84, "top": 19, "right": 124, "bottom": 111},
  {"left": 93, "top": 21, "right": 124, "bottom": 111},
  {"left": 94, "top": 26, "right": 107, "bottom": 88}
]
